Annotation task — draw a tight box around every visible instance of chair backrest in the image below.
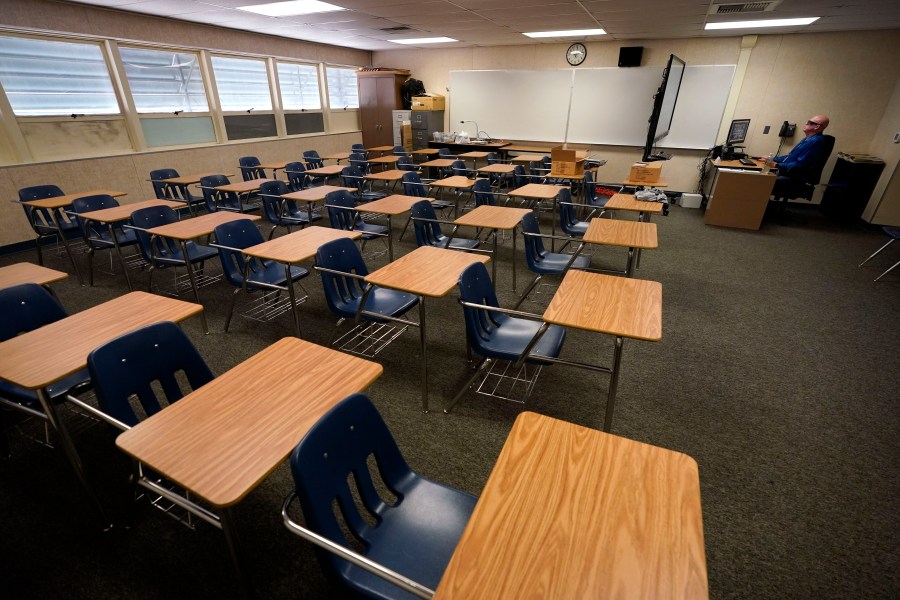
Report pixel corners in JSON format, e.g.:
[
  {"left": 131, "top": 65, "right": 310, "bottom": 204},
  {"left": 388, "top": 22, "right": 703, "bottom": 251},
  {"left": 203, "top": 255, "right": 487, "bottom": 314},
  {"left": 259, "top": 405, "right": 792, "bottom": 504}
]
[
  {"left": 808, "top": 134, "right": 836, "bottom": 185},
  {"left": 340, "top": 165, "right": 366, "bottom": 194},
  {"left": 438, "top": 148, "right": 455, "bottom": 159},
  {"left": 513, "top": 164, "right": 530, "bottom": 188},
  {"left": 326, "top": 190, "right": 359, "bottom": 231},
  {"left": 303, "top": 150, "right": 324, "bottom": 169},
  {"left": 450, "top": 160, "right": 468, "bottom": 177},
  {"left": 391, "top": 145, "right": 408, "bottom": 156},
  {"left": 87, "top": 322, "right": 214, "bottom": 428},
  {"left": 213, "top": 218, "right": 267, "bottom": 287},
  {"left": 290, "top": 392, "right": 414, "bottom": 578},
  {"left": 457, "top": 262, "right": 505, "bottom": 355},
  {"left": 557, "top": 188, "right": 582, "bottom": 234},
  {"left": 520, "top": 212, "right": 548, "bottom": 271},
  {"left": 350, "top": 143, "right": 367, "bottom": 156},
  {"left": 199, "top": 174, "right": 236, "bottom": 212},
  {"left": 402, "top": 171, "right": 427, "bottom": 197},
  {"left": 17, "top": 185, "right": 67, "bottom": 229},
  {"left": 411, "top": 199, "right": 445, "bottom": 248},
  {"left": 238, "top": 156, "right": 264, "bottom": 181},
  {"left": 259, "top": 180, "right": 294, "bottom": 225},
  {"left": 472, "top": 178, "right": 495, "bottom": 207},
  {"left": 71, "top": 194, "right": 120, "bottom": 238},
  {"left": 130, "top": 205, "right": 180, "bottom": 262},
  {"left": 396, "top": 155, "right": 417, "bottom": 171},
  {"left": 486, "top": 153, "right": 500, "bottom": 165},
  {"left": 149, "top": 168, "right": 180, "bottom": 199},
  {"left": 0, "top": 283, "right": 68, "bottom": 342},
  {"left": 284, "top": 161, "right": 308, "bottom": 191},
  {"left": 348, "top": 152, "right": 369, "bottom": 173},
  {"left": 315, "top": 237, "right": 370, "bottom": 319}
]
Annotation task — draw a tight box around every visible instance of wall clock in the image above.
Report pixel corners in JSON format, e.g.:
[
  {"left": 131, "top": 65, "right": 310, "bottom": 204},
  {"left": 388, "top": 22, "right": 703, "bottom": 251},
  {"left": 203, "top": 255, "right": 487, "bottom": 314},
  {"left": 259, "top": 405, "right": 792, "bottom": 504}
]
[{"left": 566, "top": 43, "right": 586, "bottom": 66}]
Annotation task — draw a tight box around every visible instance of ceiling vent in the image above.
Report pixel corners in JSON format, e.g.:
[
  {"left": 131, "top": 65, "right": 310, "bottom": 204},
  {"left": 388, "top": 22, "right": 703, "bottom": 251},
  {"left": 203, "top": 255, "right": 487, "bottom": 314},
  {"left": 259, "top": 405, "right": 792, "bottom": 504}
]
[
  {"left": 379, "top": 26, "right": 414, "bottom": 32},
  {"left": 710, "top": 1, "right": 780, "bottom": 14}
]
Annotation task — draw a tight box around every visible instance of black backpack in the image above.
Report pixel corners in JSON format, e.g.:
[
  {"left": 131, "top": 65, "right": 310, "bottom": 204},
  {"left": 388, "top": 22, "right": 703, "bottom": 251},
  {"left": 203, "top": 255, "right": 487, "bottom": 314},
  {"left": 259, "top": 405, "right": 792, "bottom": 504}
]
[{"left": 400, "top": 78, "right": 426, "bottom": 110}]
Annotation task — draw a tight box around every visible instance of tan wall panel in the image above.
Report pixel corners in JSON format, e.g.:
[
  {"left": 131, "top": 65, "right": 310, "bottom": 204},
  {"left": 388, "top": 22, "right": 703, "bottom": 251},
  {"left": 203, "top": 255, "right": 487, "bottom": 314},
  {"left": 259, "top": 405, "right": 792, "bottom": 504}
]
[
  {"left": 329, "top": 110, "right": 362, "bottom": 133},
  {"left": 20, "top": 120, "right": 133, "bottom": 161}
]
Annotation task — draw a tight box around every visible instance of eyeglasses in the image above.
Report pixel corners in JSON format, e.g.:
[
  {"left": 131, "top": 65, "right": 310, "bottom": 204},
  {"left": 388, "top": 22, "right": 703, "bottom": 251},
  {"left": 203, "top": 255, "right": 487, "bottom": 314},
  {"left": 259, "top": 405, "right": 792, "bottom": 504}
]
[{"left": 806, "top": 120, "right": 822, "bottom": 126}]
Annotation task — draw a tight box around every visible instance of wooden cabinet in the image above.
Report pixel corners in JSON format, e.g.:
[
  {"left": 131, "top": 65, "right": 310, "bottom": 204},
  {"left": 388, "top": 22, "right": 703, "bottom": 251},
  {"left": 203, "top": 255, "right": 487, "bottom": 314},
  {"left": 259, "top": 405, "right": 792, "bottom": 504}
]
[{"left": 358, "top": 70, "right": 408, "bottom": 148}]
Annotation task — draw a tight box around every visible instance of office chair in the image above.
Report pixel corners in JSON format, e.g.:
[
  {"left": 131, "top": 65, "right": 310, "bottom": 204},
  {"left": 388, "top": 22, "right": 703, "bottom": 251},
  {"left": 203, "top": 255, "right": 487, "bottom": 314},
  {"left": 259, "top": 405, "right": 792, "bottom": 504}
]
[
  {"left": 859, "top": 225, "right": 900, "bottom": 281},
  {"left": 212, "top": 218, "right": 310, "bottom": 333},
  {"left": 282, "top": 392, "right": 477, "bottom": 599},
  {"left": 17, "top": 184, "right": 78, "bottom": 266},
  {"left": 445, "top": 262, "right": 566, "bottom": 412},
  {"left": 315, "top": 238, "right": 419, "bottom": 356},
  {"left": 771, "top": 134, "right": 836, "bottom": 215},
  {"left": 516, "top": 212, "right": 590, "bottom": 309},
  {"left": 259, "top": 179, "right": 321, "bottom": 239}
]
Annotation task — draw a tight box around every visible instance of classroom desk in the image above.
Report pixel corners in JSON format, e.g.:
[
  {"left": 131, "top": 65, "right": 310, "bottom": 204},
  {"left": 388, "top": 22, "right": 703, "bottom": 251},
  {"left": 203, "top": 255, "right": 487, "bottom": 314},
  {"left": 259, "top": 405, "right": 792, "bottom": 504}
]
[
  {"left": 240, "top": 227, "right": 363, "bottom": 335},
  {"left": 508, "top": 183, "right": 568, "bottom": 247},
  {"left": 715, "top": 157, "right": 766, "bottom": 171},
  {"left": 280, "top": 185, "right": 355, "bottom": 224},
  {"left": 365, "top": 246, "right": 490, "bottom": 412},
  {"left": 159, "top": 173, "right": 231, "bottom": 216},
  {"left": 582, "top": 218, "right": 658, "bottom": 277},
  {"left": 304, "top": 164, "right": 344, "bottom": 185},
  {"left": 214, "top": 178, "right": 270, "bottom": 213},
  {"left": 509, "top": 153, "right": 549, "bottom": 164},
  {"left": 604, "top": 192, "right": 665, "bottom": 222},
  {"left": 368, "top": 155, "right": 400, "bottom": 171},
  {"left": 704, "top": 167, "right": 776, "bottom": 230},
  {"left": 145, "top": 212, "right": 261, "bottom": 333},
  {"left": 450, "top": 205, "right": 531, "bottom": 290},
  {"left": 0, "top": 291, "right": 203, "bottom": 528},
  {"left": 355, "top": 195, "right": 422, "bottom": 261},
  {"left": 477, "top": 164, "right": 517, "bottom": 175},
  {"left": 116, "top": 336, "right": 383, "bottom": 590},
  {"left": 0, "top": 262, "right": 67, "bottom": 290},
  {"left": 457, "top": 151, "right": 490, "bottom": 169},
  {"left": 73, "top": 199, "right": 183, "bottom": 291},
  {"left": 367, "top": 145, "right": 395, "bottom": 156},
  {"left": 430, "top": 175, "right": 476, "bottom": 217},
  {"left": 256, "top": 161, "right": 291, "bottom": 178},
  {"left": 410, "top": 148, "right": 439, "bottom": 162},
  {"left": 364, "top": 169, "right": 407, "bottom": 194},
  {"left": 419, "top": 158, "right": 456, "bottom": 179},
  {"left": 21, "top": 189, "right": 127, "bottom": 285},
  {"left": 434, "top": 411, "right": 707, "bottom": 600},
  {"left": 542, "top": 269, "right": 661, "bottom": 432}
]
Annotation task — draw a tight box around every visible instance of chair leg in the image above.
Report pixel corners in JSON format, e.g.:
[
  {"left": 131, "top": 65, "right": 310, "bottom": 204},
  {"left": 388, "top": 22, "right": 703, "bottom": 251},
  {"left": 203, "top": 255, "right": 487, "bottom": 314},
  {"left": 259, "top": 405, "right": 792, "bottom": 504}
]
[
  {"left": 859, "top": 238, "right": 895, "bottom": 267},
  {"left": 398, "top": 216, "right": 411, "bottom": 242},
  {"left": 875, "top": 259, "right": 900, "bottom": 282},
  {"left": 513, "top": 275, "right": 543, "bottom": 310},
  {"left": 223, "top": 288, "right": 240, "bottom": 332},
  {"left": 35, "top": 235, "right": 45, "bottom": 266},
  {"left": 444, "top": 357, "right": 491, "bottom": 414},
  {"left": 88, "top": 248, "right": 96, "bottom": 287}
]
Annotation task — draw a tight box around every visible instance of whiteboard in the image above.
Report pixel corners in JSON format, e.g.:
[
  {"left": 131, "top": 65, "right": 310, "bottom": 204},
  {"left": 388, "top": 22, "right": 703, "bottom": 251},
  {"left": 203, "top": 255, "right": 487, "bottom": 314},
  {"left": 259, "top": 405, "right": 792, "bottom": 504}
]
[{"left": 449, "top": 65, "right": 735, "bottom": 150}]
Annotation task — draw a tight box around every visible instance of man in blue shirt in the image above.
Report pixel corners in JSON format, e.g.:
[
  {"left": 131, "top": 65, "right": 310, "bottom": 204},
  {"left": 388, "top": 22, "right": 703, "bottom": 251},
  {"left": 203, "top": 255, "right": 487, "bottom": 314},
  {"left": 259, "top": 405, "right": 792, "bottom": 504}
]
[{"left": 769, "top": 115, "right": 831, "bottom": 197}]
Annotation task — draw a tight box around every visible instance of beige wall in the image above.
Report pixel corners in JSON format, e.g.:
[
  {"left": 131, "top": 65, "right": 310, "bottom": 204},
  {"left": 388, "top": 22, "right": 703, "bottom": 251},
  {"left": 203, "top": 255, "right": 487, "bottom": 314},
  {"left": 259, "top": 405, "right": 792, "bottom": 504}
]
[{"left": 374, "top": 30, "right": 900, "bottom": 222}]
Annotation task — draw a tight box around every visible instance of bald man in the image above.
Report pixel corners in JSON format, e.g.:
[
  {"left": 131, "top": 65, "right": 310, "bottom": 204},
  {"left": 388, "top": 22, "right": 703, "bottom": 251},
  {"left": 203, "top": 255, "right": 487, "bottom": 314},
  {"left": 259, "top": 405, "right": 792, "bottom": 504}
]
[{"left": 770, "top": 115, "right": 832, "bottom": 198}]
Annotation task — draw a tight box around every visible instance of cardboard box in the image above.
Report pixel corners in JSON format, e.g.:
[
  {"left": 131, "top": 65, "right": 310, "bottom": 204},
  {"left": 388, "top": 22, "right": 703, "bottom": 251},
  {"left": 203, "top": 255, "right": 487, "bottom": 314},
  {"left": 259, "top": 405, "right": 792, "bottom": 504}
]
[
  {"left": 411, "top": 94, "right": 445, "bottom": 111},
  {"left": 628, "top": 162, "right": 663, "bottom": 184},
  {"left": 551, "top": 146, "right": 585, "bottom": 176},
  {"left": 401, "top": 122, "right": 413, "bottom": 152}
]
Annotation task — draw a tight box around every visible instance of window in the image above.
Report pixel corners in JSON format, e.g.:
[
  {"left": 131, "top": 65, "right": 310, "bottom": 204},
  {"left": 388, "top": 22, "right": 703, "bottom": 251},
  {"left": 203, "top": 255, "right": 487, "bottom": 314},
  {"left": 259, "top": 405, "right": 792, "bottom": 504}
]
[
  {"left": 326, "top": 67, "right": 358, "bottom": 109},
  {"left": 0, "top": 35, "right": 119, "bottom": 116},
  {"left": 211, "top": 56, "right": 272, "bottom": 111},
  {"left": 119, "top": 46, "right": 209, "bottom": 113},
  {"left": 277, "top": 62, "right": 321, "bottom": 111}
]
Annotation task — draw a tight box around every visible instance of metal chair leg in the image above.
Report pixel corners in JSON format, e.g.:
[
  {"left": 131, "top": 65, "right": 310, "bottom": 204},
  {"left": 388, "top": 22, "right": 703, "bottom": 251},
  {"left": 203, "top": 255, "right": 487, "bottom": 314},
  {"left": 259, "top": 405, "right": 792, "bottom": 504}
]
[
  {"left": 859, "top": 238, "right": 895, "bottom": 267},
  {"left": 444, "top": 357, "right": 490, "bottom": 414},
  {"left": 875, "top": 259, "right": 900, "bottom": 282}
]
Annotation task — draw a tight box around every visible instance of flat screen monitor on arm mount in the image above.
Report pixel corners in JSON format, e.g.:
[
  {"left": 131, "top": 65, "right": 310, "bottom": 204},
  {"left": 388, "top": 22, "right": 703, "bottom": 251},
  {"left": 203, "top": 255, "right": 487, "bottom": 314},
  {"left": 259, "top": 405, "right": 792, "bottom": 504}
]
[{"left": 642, "top": 54, "right": 686, "bottom": 162}]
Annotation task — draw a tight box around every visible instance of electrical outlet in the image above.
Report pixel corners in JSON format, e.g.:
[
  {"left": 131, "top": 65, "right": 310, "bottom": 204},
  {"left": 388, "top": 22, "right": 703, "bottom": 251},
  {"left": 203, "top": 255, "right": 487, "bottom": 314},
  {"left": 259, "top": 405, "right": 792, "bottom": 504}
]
[
  {"left": 763, "top": 125, "right": 770, "bottom": 134},
  {"left": 893, "top": 131, "right": 900, "bottom": 143}
]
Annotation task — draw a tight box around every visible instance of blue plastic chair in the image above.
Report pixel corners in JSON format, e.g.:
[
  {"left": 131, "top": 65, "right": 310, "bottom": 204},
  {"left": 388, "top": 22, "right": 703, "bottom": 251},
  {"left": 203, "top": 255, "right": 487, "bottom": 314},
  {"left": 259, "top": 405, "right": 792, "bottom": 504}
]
[
  {"left": 212, "top": 218, "right": 310, "bottom": 333},
  {"left": 283, "top": 393, "right": 477, "bottom": 599},
  {"left": 150, "top": 168, "right": 203, "bottom": 216},
  {"left": 284, "top": 161, "right": 310, "bottom": 192},
  {"left": 450, "top": 160, "right": 473, "bottom": 179},
  {"left": 17, "top": 185, "right": 78, "bottom": 266},
  {"left": 558, "top": 187, "right": 596, "bottom": 239},
  {"left": 349, "top": 152, "right": 371, "bottom": 174},
  {"left": 341, "top": 165, "right": 386, "bottom": 202},
  {"left": 129, "top": 205, "right": 217, "bottom": 293},
  {"left": 70, "top": 194, "right": 140, "bottom": 287},
  {"left": 315, "top": 238, "right": 418, "bottom": 351},
  {"left": 583, "top": 170, "right": 618, "bottom": 210},
  {"left": 198, "top": 174, "right": 249, "bottom": 213},
  {"left": 350, "top": 143, "right": 368, "bottom": 157},
  {"left": 391, "top": 145, "right": 409, "bottom": 157},
  {"left": 516, "top": 212, "right": 591, "bottom": 308},
  {"left": 401, "top": 171, "right": 452, "bottom": 216},
  {"left": 396, "top": 155, "right": 418, "bottom": 171},
  {"left": 238, "top": 156, "right": 265, "bottom": 181},
  {"left": 410, "top": 200, "right": 479, "bottom": 251},
  {"left": 326, "top": 190, "right": 389, "bottom": 249},
  {"left": 445, "top": 262, "right": 566, "bottom": 412},
  {"left": 303, "top": 150, "right": 327, "bottom": 185},
  {"left": 259, "top": 180, "right": 320, "bottom": 239}
]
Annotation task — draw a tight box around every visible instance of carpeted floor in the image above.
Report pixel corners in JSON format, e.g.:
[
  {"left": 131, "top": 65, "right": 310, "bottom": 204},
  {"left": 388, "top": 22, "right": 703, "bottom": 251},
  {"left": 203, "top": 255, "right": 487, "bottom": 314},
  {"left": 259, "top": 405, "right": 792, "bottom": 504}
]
[{"left": 1, "top": 202, "right": 898, "bottom": 599}]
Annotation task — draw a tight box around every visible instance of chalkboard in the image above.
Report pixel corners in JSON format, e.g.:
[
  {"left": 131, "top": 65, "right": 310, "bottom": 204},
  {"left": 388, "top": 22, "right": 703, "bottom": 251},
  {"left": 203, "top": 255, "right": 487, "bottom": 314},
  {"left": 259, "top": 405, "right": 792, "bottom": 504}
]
[{"left": 449, "top": 65, "right": 735, "bottom": 150}]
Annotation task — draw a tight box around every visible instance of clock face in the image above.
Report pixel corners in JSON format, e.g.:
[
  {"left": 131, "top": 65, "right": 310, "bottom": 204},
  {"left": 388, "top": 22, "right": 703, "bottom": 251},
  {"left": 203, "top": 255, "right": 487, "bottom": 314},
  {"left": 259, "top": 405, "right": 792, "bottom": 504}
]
[{"left": 567, "top": 43, "right": 586, "bottom": 66}]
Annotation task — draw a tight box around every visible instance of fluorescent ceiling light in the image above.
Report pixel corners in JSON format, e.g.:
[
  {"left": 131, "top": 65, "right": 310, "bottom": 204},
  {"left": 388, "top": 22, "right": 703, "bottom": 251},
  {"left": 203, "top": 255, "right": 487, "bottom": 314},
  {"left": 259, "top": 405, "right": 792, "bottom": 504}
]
[
  {"left": 237, "top": 1, "right": 346, "bottom": 17},
  {"left": 705, "top": 17, "right": 819, "bottom": 30},
  {"left": 523, "top": 29, "right": 606, "bottom": 38},
  {"left": 390, "top": 37, "right": 458, "bottom": 45}
]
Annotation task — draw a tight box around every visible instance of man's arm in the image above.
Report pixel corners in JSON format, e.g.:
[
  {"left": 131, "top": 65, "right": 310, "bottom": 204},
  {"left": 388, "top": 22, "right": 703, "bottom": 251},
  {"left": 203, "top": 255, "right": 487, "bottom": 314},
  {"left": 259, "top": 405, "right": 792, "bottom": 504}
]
[{"left": 776, "top": 136, "right": 827, "bottom": 177}]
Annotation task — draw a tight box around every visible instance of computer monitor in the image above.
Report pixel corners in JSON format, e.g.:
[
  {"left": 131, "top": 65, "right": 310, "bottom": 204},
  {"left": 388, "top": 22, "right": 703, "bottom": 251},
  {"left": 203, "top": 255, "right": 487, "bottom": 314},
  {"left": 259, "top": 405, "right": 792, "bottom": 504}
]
[{"left": 726, "top": 119, "right": 750, "bottom": 145}]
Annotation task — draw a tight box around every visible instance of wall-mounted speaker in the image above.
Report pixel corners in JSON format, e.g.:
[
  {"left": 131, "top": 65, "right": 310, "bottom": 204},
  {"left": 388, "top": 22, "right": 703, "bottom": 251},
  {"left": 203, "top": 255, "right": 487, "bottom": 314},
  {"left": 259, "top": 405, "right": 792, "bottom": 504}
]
[{"left": 618, "top": 46, "right": 643, "bottom": 67}]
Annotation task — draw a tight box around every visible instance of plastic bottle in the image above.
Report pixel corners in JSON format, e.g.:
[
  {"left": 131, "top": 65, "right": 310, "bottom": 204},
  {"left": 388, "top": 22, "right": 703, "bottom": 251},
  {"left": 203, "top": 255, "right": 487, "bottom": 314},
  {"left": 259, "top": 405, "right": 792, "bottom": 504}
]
[{"left": 761, "top": 153, "right": 773, "bottom": 174}]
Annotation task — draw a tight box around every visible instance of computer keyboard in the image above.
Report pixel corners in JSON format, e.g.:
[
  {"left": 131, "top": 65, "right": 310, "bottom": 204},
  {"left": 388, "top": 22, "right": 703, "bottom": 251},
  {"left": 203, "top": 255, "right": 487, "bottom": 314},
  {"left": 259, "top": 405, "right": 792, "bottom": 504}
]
[
  {"left": 646, "top": 152, "right": 673, "bottom": 161},
  {"left": 739, "top": 158, "right": 757, "bottom": 166}
]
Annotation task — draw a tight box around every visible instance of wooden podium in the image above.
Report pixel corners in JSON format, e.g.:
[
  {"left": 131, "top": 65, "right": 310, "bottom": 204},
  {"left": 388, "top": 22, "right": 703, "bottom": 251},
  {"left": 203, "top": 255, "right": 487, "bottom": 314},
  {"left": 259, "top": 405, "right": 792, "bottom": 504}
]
[{"left": 705, "top": 169, "right": 776, "bottom": 230}]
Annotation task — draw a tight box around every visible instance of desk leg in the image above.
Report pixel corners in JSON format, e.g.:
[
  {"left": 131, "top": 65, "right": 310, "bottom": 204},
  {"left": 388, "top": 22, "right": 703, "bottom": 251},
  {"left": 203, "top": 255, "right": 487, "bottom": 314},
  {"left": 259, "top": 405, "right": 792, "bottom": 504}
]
[
  {"left": 603, "top": 336, "right": 625, "bottom": 432},
  {"left": 625, "top": 246, "right": 636, "bottom": 277},
  {"left": 511, "top": 226, "right": 517, "bottom": 291},
  {"left": 220, "top": 507, "right": 252, "bottom": 599},
  {"left": 285, "top": 263, "right": 302, "bottom": 338},
  {"left": 490, "top": 229, "right": 498, "bottom": 285},
  {"left": 180, "top": 240, "right": 209, "bottom": 334},
  {"left": 38, "top": 388, "right": 113, "bottom": 529},
  {"left": 107, "top": 222, "right": 134, "bottom": 291},
  {"left": 386, "top": 215, "right": 394, "bottom": 262},
  {"left": 51, "top": 210, "right": 85, "bottom": 285},
  {"left": 551, "top": 195, "right": 559, "bottom": 252},
  {"left": 418, "top": 296, "right": 429, "bottom": 413}
]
